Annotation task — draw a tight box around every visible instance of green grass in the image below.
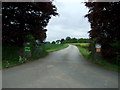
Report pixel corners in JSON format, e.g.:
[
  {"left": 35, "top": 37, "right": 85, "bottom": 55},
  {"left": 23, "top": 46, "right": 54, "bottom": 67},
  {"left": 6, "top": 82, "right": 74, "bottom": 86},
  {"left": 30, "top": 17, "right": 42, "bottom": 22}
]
[
  {"left": 2, "top": 44, "right": 68, "bottom": 68},
  {"left": 94, "top": 60, "right": 119, "bottom": 72},
  {"left": 76, "top": 45, "right": 120, "bottom": 72},
  {"left": 45, "top": 44, "right": 68, "bottom": 53},
  {"left": 77, "top": 45, "right": 91, "bottom": 60},
  {"left": 2, "top": 45, "right": 20, "bottom": 68}
]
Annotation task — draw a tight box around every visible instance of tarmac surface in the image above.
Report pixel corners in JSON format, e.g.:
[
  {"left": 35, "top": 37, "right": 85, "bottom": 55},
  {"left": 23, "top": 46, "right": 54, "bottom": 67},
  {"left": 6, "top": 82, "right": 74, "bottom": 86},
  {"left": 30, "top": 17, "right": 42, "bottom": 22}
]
[{"left": 2, "top": 45, "right": 118, "bottom": 88}]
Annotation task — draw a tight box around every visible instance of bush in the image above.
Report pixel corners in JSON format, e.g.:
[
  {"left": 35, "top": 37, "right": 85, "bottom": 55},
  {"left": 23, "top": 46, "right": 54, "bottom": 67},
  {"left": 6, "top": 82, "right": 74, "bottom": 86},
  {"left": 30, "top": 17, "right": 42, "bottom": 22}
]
[
  {"left": 2, "top": 45, "right": 20, "bottom": 68},
  {"left": 31, "top": 45, "right": 47, "bottom": 60},
  {"left": 24, "top": 34, "right": 36, "bottom": 51}
]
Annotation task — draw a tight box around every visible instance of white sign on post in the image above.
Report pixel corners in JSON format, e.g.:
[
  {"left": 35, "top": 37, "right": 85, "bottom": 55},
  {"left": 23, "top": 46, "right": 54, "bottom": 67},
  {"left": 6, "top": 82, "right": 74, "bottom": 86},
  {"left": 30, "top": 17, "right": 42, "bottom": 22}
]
[
  {"left": 95, "top": 44, "right": 101, "bottom": 48},
  {"left": 95, "top": 44, "right": 101, "bottom": 52}
]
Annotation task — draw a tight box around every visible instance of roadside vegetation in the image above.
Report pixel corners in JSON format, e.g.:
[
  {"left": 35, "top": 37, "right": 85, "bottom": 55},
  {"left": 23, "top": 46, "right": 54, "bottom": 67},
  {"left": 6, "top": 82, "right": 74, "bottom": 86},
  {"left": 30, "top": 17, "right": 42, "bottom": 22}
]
[
  {"left": 70, "top": 43, "right": 120, "bottom": 72},
  {"left": 45, "top": 44, "right": 68, "bottom": 53},
  {"left": 2, "top": 44, "right": 68, "bottom": 69},
  {"left": 2, "top": 2, "right": 58, "bottom": 69},
  {"left": 85, "top": 2, "right": 120, "bottom": 70}
]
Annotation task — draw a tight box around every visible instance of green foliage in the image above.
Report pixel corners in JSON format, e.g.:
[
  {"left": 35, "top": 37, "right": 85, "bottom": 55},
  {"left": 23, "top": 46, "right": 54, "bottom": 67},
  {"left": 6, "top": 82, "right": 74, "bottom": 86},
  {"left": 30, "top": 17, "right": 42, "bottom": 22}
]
[
  {"left": 85, "top": 2, "right": 120, "bottom": 64},
  {"left": 94, "top": 60, "right": 120, "bottom": 72},
  {"left": 2, "top": 2, "right": 58, "bottom": 46},
  {"left": 51, "top": 41, "right": 56, "bottom": 44},
  {"left": 71, "top": 38, "right": 78, "bottom": 43},
  {"left": 18, "top": 56, "right": 27, "bottom": 64},
  {"left": 45, "top": 42, "right": 50, "bottom": 44},
  {"left": 2, "top": 45, "right": 20, "bottom": 68},
  {"left": 30, "top": 45, "right": 47, "bottom": 60},
  {"left": 65, "top": 37, "right": 78, "bottom": 43},
  {"left": 25, "top": 34, "right": 36, "bottom": 51},
  {"left": 89, "top": 38, "right": 97, "bottom": 59},
  {"left": 110, "top": 40, "right": 120, "bottom": 50},
  {"left": 60, "top": 39, "right": 65, "bottom": 44},
  {"left": 66, "top": 37, "right": 71, "bottom": 41},
  {"left": 2, "top": 2, "right": 59, "bottom": 68},
  {"left": 77, "top": 45, "right": 91, "bottom": 60},
  {"left": 2, "top": 45, "right": 47, "bottom": 68},
  {"left": 45, "top": 44, "right": 68, "bottom": 53},
  {"left": 110, "top": 40, "right": 120, "bottom": 65},
  {"left": 25, "top": 34, "right": 35, "bottom": 43},
  {"left": 56, "top": 40, "right": 61, "bottom": 44},
  {"left": 55, "top": 37, "right": 89, "bottom": 44},
  {"left": 2, "top": 45, "right": 19, "bottom": 62},
  {"left": 78, "top": 38, "right": 89, "bottom": 43},
  {"left": 2, "top": 44, "right": 68, "bottom": 68},
  {"left": 76, "top": 45, "right": 120, "bottom": 72}
]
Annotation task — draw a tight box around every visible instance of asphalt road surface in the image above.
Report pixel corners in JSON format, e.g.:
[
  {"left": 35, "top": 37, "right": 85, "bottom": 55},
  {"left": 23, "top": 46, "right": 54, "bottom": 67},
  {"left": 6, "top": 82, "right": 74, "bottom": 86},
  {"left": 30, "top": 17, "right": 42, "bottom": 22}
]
[{"left": 2, "top": 45, "right": 118, "bottom": 88}]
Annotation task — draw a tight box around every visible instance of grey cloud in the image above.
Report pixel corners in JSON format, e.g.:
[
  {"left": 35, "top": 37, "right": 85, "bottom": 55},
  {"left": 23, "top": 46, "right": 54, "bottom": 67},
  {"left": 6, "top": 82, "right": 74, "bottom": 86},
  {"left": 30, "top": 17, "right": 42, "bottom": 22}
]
[{"left": 46, "top": 1, "right": 90, "bottom": 41}]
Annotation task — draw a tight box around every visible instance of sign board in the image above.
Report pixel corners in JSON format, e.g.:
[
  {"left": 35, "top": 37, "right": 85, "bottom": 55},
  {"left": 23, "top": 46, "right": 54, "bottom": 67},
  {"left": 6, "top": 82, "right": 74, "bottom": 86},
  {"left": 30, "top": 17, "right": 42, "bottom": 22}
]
[
  {"left": 96, "top": 48, "right": 101, "bottom": 52},
  {"left": 25, "top": 46, "right": 31, "bottom": 52},
  {"left": 95, "top": 44, "right": 101, "bottom": 52},
  {"left": 26, "top": 42, "right": 30, "bottom": 45},
  {"left": 95, "top": 44, "right": 101, "bottom": 48},
  {"left": 23, "top": 42, "right": 31, "bottom": 57}
]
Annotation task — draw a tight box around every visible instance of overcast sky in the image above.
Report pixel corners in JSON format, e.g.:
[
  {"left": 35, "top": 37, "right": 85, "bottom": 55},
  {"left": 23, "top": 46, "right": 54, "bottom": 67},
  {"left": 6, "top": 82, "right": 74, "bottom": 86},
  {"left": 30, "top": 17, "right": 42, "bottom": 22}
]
[{"left": 46, "top": 1, "right": 91, "bottom": 42}]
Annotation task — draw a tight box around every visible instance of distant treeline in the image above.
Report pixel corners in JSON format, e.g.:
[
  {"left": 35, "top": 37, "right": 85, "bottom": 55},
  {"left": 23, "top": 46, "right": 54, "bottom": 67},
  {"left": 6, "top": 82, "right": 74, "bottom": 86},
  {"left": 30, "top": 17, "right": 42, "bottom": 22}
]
[{"left": 48, "top": 37, "right": 89, "bottom": 44}]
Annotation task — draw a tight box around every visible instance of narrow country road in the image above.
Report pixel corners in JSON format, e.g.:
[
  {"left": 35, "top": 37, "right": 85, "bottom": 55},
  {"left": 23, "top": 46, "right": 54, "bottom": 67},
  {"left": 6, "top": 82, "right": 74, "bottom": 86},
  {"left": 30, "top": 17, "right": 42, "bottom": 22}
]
[{"left": 2, "top": 45, "right": 118, "bottom": 88}]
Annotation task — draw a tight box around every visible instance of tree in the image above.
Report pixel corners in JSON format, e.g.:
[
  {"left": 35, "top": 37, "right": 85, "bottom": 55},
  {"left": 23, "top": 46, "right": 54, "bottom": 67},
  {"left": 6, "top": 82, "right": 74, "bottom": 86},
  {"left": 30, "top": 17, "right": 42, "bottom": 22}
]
[
  {"left": 2, "top": 2, "right": 58, "bottom": 47},
  {"left": 52, "top": 41, "right": 56, "bottom": 44},
  {"left": 71, "top": 38, "right": 78, "bottom": 43},
  {"left": 85, "top": 2, "right": 120, "bottom": 63},
  {"left": 60, "top": 39, "right": 65, "bottom": 44},
  {"left": 45, "top": 42, "right": 50, "bottom": 44},
  {"left": 56, "top": 40, "right": 61, "bottom": 44},
  {"left": 78, "top": 38, "right": 89, "bottom": 43}
]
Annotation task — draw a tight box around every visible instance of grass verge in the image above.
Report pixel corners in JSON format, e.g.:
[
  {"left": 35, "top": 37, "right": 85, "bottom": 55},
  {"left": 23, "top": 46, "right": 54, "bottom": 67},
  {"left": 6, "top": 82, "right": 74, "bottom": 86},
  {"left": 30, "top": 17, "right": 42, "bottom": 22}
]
[
  {"left": 2, "top": 44, "right": 68, "bottom": 69},
  {"left": 45, "top": 44, "right": 68, "bottom": 53},
  {"left": 76, "top": 45, "right": 120, "bottom": 72}
]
